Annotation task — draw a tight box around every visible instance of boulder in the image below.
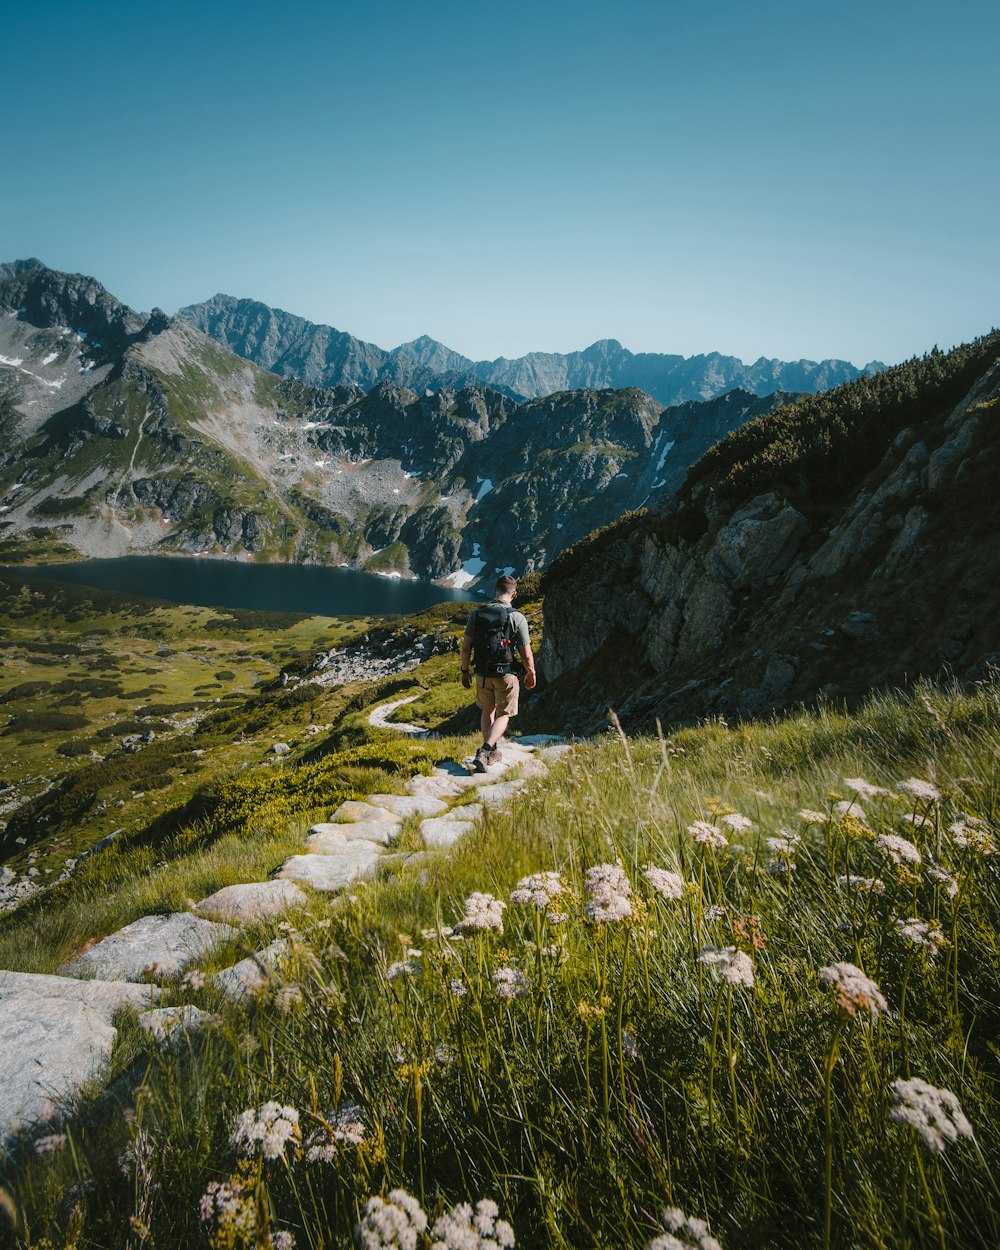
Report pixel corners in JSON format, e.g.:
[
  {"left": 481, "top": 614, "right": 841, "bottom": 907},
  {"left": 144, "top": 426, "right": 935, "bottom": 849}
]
[
  {"left": 58, "top": 913, "right": 237, "bottom": 982},
  {"left": 365, "top": 793, "right": 448, "bottom": 818},
  {"left": 194, "top": 880, "right": 307, "bottom": 923},
  {"left": 214, "top": 939, "right": 291, "bottom": 999},
  {"left": 277, "top": 846, "right": 380, "bottom": 892},
  {"left": 420, "top": 817, "right": 478, "bottom": 848},
  {"left": 307, "top": 820, "right": 399, "bottom": 847}
]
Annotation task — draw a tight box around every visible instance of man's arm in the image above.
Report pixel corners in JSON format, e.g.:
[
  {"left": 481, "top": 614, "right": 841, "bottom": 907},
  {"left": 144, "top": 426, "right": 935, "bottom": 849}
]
[
  {"left": 519, "top": 642, "right": 537, "bottom": 690},
  {"left": 460, "top": 635, "right": 473, "bottom": 689}
]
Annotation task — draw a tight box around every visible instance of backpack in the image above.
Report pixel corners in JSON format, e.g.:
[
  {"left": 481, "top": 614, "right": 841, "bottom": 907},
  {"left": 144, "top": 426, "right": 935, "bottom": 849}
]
[{"left": 472, "top": 602, "right": 514, "bottom": 677}]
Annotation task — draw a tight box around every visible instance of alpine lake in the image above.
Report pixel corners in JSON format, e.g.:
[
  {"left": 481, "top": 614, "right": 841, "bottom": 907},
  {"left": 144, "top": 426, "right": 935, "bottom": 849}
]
[{"left": 3, "top": 555, "right": 476, "bottom": 617}]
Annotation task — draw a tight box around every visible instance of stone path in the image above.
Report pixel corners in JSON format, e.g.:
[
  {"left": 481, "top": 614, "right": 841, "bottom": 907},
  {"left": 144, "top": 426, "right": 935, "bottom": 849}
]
[{"left": 0, "top": 693, "right": 571, "bottom": 1146}]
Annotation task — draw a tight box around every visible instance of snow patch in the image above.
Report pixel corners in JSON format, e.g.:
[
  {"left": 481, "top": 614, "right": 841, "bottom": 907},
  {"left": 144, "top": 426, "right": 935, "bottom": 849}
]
[
  {"left": 0, "top": 354, "right": 24, "bottom": 367},
  {"left": 655, "top": 437, "right": 676, "bottom": 472},
  {"left": 474, "top": 477, "right": 493, "bottom": 503},
  {"left": 41, "top": 352, "right": 59, "bottom": 366},
  {"left": 314, "top": 459, "right": 327, "bottom": 468},
  {"left": 374, "top": 570, "right": 403, "bottom": 579}
]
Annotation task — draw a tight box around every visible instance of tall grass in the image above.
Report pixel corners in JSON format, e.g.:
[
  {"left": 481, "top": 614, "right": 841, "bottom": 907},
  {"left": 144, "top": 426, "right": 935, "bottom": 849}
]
[{"left": 4, "top": 680, "right": 999, "bottom": 1249}]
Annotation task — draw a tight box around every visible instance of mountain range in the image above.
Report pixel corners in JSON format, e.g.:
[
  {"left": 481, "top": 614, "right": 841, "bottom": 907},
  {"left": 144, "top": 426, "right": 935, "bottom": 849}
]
[
  {"left": 0, "top": 260, "right": 797, "bottom": 584},
  {"left": 178, "top": 291, "right": 885, "bottom": 407}
]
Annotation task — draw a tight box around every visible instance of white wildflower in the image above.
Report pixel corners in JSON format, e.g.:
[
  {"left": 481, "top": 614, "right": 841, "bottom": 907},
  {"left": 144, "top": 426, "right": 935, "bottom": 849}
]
[
  {"left": 387, "top": 961, "right": 417, "bottom": 981},
  {"left": 493, "top": 966, "right": 530, "bottom": 1000},
  {"left": 899, "top": 778, "right": 942, "bottom": 804},
  {"left": 766, "top": 857, "right": 796, "bottom": 876},
  {"left": 820, "top": 962, "right": 888, "bottom": 1019},
  {"left": 895, "top": 917, "right": 948, "bottom": 953},
  {"left": 843, "top": 777, "right": 891, "bottom": 800},
  {"left": 901, "top": 811, "right": 936, "bottom": 829},
  {"left": 546, "top": 911, "right": 568, "bottom": 924},
  {"left": 720, "top": 812, "right": 753, "bottom": 833},
  {"left": 949, "top": 818, "right": 997, "bottom": 855},
  {"left": 646, "top": 1205, "right": 723, "bottom": 1250},
  {"left": 199, "top": 1178, "right": 255, "bottom": 1242},
  {"left": 621, "top": 1028, "right": 640, "bottom": 1061},
  {"left": 448, "top": 977, "right": 468, "bottom": 997},
  {"left": 273, "top": 985, "right": 304, "bottom": 1011},
  {"left": 767, "top": 830, "right": 801, "bottom": 855},
  {"left": 834, "top": 799, "right": 867, "bottom": 824},
  {"left": 271, "top": 1233, "right": 296, "bottom": 1250},
  {"left": 698, "top": 946, "right": 754, "bottom": 988},
  {"left": 799, "top": 809, "right": 829, "bottom": 825},
  {"left": 510, "top": 871, "right": 566, "bottom": 909},
  {"left": 889, "top": 1077, "right": 974, "bottom": 1153},
  {"left": 838, "top": 874, "right": 886, "bottom": 895},
  {"left": 355, "top": 1188, "right": 428, "bottom": 1250},
  {"left": 303, "top": 1102, "right": 366, "bottom": 1162},
  {"left": 643, "top": 866, "right": 686, "bottom": 901},
  {"left": 430, "top": 1196, "right": 516, "bottom": 1249},
  {"left": 455, "top": 893, "right": 506, "bottom": 935},
  {"left": 180, "top": 969, "right": 206, "bottom": 992},
  {"left": 687, "top": 821, "right": 728, "bottom": 850},
  {"left": 925, "top": 864, "right": 959, "bottom": 898},
  {"left": 584, "top": 862, "right": 633, "bottom": 924},
  {"left": 704, "top": 904, "right": 726, "bottom": 923},
  {"left": 421, "top": 926, "right": 455, "bottom": 941},
  {"left": 34, "top": 1133, "right": 68, "bottom": 1157},
  {"left": 876, "top": 834, "right": 922, "bottom": 865},
  {"left": 230, "top": 1102, "right": 300, "bottom": 1160}
]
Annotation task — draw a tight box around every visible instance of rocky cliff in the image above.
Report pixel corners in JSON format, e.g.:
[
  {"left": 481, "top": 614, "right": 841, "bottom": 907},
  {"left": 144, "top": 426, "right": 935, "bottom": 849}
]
[
  {"left": 1, "top": 263, "right": 796, "bottom": 584},
  {"left": 179, "top": 293, "right": 884, "bottom": 407},
  {"left": 538, "top": 332, "right": 1000, "bottom": 732}
]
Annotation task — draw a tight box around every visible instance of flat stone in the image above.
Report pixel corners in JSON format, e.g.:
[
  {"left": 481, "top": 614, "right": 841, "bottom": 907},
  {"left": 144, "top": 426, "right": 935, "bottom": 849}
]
[
  {"left": 307, "top": 820, "right": 399, "bottom": 848},
  {"left": 58, "top": 913, "right": 238, "bottom": 983},
  {"left": 365, "top": 793, "right": 448, "bottom": 818},
  {"left": 540, "top": 744, "right": 574, "bottom": 764},
  {"left": 407, "top": 775, "right": 466, "bottom": 800},
  {"left": 277, "top": 846, "right": 380, "bottom": 892},
  {"left": 139, "top": 1005, "right": 218, "bottom": 1046},
  {"left": 478, "top": 779, "right": 528, "bottom": 805},
  {"left": 421, "top": 817, "right": 478, "bottom": 848},
  {"left": 194, "top": 880, "right": 307, "bottom": 923},
  {"left": 331, "top": 800, "right": 399, "bottom": 824},
  {"left": 0, "top": 972, "right": 149, "bottom": 1144},
  {"left": 443, "top": 803, "right": 483, "bottom": 822},
  {"left": 515, "top": 756, "right": 550, "bottom": 779},
  {"left": 214, "top": 939, "right": 291, "bottom": 999}
]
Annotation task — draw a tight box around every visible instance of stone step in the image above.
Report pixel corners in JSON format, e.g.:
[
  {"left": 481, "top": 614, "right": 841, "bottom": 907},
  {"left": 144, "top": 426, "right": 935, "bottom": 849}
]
[
  {"left": 0, "top": 971, "right": 151, "bottom": 1145},
  {"left": 194, "top": 880, "right": 307, "bottom": 924},
  {"left": 478, "top": 779, "right": 528, "bottom": 805},
  {"left": 214, "top": 938, "right": 291, "bottom": 999},
  {"left": 57, "top": 913, "right": 238, "bottom": 983},
  {"left": 420, "top": 816, "right": 479, "bottom": 848},
  {"left": 331, "top": 800, "right": 400, "bottom": 824},
  {"left": 365, "top": 793, "right": 448, "bottom": 819},
  {"left": 307, "top": 819, "right": 400, "bottom": 847},
  {"left": 277, "top": 845, "right": 381, "bottom": 891}
]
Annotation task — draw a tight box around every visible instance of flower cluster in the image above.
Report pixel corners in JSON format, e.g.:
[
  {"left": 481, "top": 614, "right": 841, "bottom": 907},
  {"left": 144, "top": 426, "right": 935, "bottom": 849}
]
[
  {"left": 645, "top": 1205, "right": 722, "bottom": 1250},
  {"left": 837, "top": 874, "right": 886, "bottom": 895},
  {"left": 429, "top": 1197, "right": 516, "bottom": 1249},
  {"left": 387, "top": 960, "right": 418, "bottom": 981},
  {"left": 583, "top": 863, "right": 633, "bottom": 924},
  {"left": 303, "top": 1102, "right": 366, "bottom": 1163},
  {"left": 720, "top": 812, "right": 753, "bottom": 833},
  {"left": 895, "top": 916, "right": 948, "bottom": 953},
  {"left": 355, "top": 1189, "right": 428, "bottom": 1250},
  {"left": 643, "top": 866, "right": 686, "bottom": 901},
  {"left": 833, "top": 799, "right": 867, "bottom": 824},
  {"left": 509, "top": 871, "right": 566, "bottom": 909},
  {"left": 493, "top": 966, "right": 530, "bottom": 1001},
  {"left": 199, "top": 1178, "right": 256, "bottom": 1246},
  {"left": 34, "top": 1134, "right": 68, "bottom": 1157},
  {"left": 687, "top": 821, "right": 728, "bottom": 850},
  {"left": 875, "top": 834, "right": 922, "bottom": 865},
  {"left": 949, "top": 817, "right": 996, "bottom": 855},
  {"left": 456, "top": 893, "right": 506, "bottom": 935},
  {"left": 820, "top": 962, "right": 888, "bottom": 1019},
  {"left": 925, "top": 864, "right": 958, "bottom": 898},
  {"left": 799, "top": 809, "right": 829, "bottom": 825},
  {"left": 230, "top": 1102, "right": 300, "bottom": 1160},
  {"left": 698, "top": 946, "right": 754, "bottom": 988},
  {"left": 843, "top": 777, "right": 891, "bottom": 800},
  {"left": 899, "top": 777, "right": 942, "bottom": 803},
  {"left": 889, "top": 1077, "right": 974, "bottom": 1153}
]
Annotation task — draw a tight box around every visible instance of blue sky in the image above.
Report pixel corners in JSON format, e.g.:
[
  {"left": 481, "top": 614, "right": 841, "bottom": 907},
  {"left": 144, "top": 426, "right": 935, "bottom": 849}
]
[{"left": 3, "top": 0, "right": 997, "bottom": 365}]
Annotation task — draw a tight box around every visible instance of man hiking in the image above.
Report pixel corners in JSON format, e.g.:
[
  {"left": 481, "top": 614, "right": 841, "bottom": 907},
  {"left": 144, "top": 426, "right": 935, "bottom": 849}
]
[{"left": 460, "top": 574, "right": 536, "bottom": 772}]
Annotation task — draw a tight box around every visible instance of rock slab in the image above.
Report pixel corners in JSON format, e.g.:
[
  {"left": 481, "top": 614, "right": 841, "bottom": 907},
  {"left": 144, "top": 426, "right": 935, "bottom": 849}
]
[
  {"left": 214, "top": 939, "right": 291, "bottom": 999},
  {"left": 194, "top": 880, "right": 307, "bottom": 923},
  {"left": 278, "top": 845, "right": 381, "bottom": 891},
  {"left": 58, "top": 912, "right": 238, "bottom": 982},
  {"left": 0, "top": 971, "right": 149, "bottom": 1144},
  {"left": 365, "top": 793, "right": 448, "bottom": 818},
  {"left": 420, "top": 817, "right": 478, "bottom": 848}
]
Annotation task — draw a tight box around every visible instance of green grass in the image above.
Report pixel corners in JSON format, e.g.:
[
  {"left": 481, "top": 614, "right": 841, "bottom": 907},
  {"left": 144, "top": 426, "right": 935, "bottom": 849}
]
[{"left": 3, "top": 673, "right": 998, "bottom": 1249}]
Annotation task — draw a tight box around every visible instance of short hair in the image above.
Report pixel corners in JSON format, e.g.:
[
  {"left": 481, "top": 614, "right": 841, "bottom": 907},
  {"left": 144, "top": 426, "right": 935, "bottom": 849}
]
[{"left": 495, "top": 574, "right": 517, "bottom": 596}]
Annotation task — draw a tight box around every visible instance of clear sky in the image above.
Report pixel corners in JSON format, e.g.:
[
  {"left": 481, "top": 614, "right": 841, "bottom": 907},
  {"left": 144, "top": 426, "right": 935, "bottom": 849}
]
[{"left": 3, "top": 0, "right": 997, "bottom": 366}]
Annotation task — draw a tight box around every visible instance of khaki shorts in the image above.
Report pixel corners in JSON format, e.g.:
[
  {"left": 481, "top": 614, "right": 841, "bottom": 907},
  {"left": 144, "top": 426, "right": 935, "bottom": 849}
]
[{"left": 475, "top": 673, "right": 520, "bottom": 717}]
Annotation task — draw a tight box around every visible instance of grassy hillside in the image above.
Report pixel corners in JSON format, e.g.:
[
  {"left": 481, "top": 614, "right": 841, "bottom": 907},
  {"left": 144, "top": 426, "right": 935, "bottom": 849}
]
[{"left": 0, "top": 579, "right": 997, "bottom": 1249}]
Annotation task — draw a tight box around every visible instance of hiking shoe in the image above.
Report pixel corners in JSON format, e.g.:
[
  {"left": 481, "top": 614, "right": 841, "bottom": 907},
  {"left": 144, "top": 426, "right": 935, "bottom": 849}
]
[
  {"left": 473, "top": 746, "right": 489, "bottom": 773},
  {"left": 486, "top": 745, "right": 503, "bottom": 766}
]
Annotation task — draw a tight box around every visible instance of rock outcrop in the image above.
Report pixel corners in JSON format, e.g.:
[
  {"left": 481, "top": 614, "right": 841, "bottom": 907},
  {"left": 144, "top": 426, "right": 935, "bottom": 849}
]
[{"left": 539, "top": 334, "right": 1000, "bottom": 731}]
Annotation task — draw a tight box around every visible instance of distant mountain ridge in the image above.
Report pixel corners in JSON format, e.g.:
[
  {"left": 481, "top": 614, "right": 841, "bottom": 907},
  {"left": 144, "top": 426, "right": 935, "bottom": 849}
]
[
  {"left": 0, "top": 260, "right": 795, "bottom": 584},
  {"left": 178, "top": 293, "right": 886, "bottom": 407}
]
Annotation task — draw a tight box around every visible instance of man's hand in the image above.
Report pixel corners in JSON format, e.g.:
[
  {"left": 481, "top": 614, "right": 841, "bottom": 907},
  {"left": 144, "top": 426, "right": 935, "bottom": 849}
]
[
  {"left": 524, "top": 669, "right": 537, "bottom": 691},
  {"left": 461, "top": 670, "right": 472, "bottom": 689}
]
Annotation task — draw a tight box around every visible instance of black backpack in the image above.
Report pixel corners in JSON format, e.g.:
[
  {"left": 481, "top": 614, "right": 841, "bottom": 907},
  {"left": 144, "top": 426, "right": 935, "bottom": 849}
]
[{"left": 472, "top": 602, "right": 514, "bottom": 677}]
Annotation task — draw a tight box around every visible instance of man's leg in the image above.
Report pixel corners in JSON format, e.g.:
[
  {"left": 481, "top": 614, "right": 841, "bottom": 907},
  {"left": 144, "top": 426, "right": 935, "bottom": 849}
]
[
  {"left": 484, "top": 712, "right": 509, "bottom": 748},
  {"left": 480, "top": 707, "right": 495, "bottom": 742}
]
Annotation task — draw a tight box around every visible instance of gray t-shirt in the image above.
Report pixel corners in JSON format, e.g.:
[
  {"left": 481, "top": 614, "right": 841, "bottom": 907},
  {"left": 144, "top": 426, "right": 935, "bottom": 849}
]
[{"left": 464, "top": 600, "right": 530, "bottom": 649}]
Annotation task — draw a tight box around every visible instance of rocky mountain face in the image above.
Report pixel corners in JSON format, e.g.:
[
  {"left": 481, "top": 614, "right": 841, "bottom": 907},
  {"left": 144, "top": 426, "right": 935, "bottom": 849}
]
[
  {"left": 1, "top": 262, "right": 795, "bottom": 584},
  {"left": 179, "top": 293, "right": 884, "bottom": 407},
  {"left": 537, "top": 332, "right": 1000, "bottom": 733}
]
